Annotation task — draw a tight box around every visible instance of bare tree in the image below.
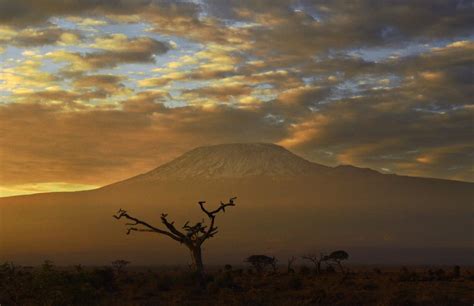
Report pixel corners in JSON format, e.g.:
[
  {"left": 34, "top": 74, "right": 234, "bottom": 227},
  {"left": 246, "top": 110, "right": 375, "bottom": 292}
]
[
  {"left": 113, "top": 197, "right": 236, "bottom": 274},
  {"left": 302, "top": 252, "right": 327, "bottom": 275},
  {"left": 287, "top": 256, "right": 296, "bottom": 274}
]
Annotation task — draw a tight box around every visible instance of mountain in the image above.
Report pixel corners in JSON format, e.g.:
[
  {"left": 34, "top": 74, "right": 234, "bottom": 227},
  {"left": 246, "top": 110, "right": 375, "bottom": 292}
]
[
  {"left": 120, "top": 143, "right": 329, "bottom": 182},
  {"left": 113, "top": 143, "right": 330, "bottom": 189},
  {"left": 0, "top": 143, "right": 472, "bottom": 265}
]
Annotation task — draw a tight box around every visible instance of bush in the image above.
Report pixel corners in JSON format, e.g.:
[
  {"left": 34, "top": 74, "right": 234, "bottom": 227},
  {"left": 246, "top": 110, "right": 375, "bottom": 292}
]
[
  {"left": 299, "top": 265, "right": 310, "bottom": 275},
  {"left": 362, "top": 282, "right": 378, "bottom": 290},
  {"left": 244, "top": 255, "right": 277, "bottom": 273},
  {"left": 453, "top": 265, "right": 461, "bottom": 278},
  {"left": 287, "top": 275, "right": 303, "bottom": 290},
  {"left": 156, "top": 273, "right": 173, "bottom": 291},
  {"left": 325, "top": 265, "right": 336, "bottom": 273},
  {"left": 90, "top": 267, "right": 116, "bottom": 292},
  {"left": 387, "top": 289, "right": 416, "bottom": 306},
  {"left": 398, "top": 267, "right": 418, "bottom": 282},
  {"left": 435, "top": 268, "right": 446, "bottom": 281}
]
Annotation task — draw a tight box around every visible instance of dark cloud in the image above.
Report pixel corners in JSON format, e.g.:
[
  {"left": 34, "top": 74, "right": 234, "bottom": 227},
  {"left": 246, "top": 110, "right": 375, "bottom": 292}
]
[
  {"left": 201, "top": 0, "right": 473, "bottom": 65},
  {"left": 0, "top": 0, "right": 153, "bottom": 26},
  {"left": 73, "top": 74, "right": 124, "bottom": 89},
  {"left": 277, "top": 80, "right": 474, "bottom": 181}
]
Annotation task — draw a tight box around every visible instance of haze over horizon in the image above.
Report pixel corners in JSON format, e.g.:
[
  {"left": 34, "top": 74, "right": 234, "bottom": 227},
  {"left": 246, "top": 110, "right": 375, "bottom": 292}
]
[
  {"left": 1, "top": 142, "right": 472, "bottom": 265},
  {"left": 0, "top": 0, "right": 472, "bottom": 197}
]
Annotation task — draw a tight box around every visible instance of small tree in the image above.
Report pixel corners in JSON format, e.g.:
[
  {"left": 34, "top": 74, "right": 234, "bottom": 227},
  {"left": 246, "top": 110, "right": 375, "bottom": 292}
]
[
  {"left": 113, "top": 197, "right": 236, "bottom": 275},
  {"left": 287, "top": 256, "right": 296, "bottom": 274},
  {"left": 244, "top": 255, "right": 277, "bottom": 273},
  {"left": 302, "top": 252, "right": 327, "bottom": 275},
  {"left": 325, "top": 250, "right": 349, "bottom": 273},
  {"left": 111, "top": 260, "right": 130, "bottom": 274}
]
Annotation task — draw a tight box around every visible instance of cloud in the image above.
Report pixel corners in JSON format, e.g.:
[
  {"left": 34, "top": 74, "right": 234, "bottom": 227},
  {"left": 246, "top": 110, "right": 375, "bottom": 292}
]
[
  {"left": 276, "top": 92, "right": 474, "bottom": 181},
  {"left": 67, "top": 17, "right": 108, "bottom": 27},
  {"left": 0, "top": 0, "right": 472, "bottom": 191},
  {"left": 181, "top": 83, "right": 253, "bottom": 102},
  {"left": 73, "top": 74, "right": 129, "bottom": 96},
  {"left": 0, "top": 58, "right": 57, "bottom": 95},
  {"left": 234, "top": 0, "right": 472, "bottom": 51},
  {"left": 139, "top": 43, "right": 242, "bottom": 87},
  {"left": 0, "top": 100, "right": 285, "bottom": 186},
  {"left": 0, "top": 182, "right": 98, "bottom": 197},
  {"left": 0, "top": 0, "right": 152, "bottom": 26},
  {"left": 47, "top": 34, "right": 169, "bottom": 72},
  {"left": 0, "top": 25, "right": 82, "bottom": 49}
]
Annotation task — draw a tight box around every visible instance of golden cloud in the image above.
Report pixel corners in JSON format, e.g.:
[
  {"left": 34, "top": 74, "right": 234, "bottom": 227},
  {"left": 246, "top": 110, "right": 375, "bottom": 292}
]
[{"left": 47, "top": 35, "right": 169, "bottom": 72}]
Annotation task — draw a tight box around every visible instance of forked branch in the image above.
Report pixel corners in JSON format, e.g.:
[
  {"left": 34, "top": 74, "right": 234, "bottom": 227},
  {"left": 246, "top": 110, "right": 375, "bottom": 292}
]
[{"left": 198, "top": 197, "right": 236, "bottom": 242}]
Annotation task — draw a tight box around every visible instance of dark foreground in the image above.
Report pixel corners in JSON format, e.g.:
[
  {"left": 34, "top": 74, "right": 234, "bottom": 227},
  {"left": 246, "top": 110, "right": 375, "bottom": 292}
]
[{"left": 1, "top": 262, "right": 473, "bottom": 306}]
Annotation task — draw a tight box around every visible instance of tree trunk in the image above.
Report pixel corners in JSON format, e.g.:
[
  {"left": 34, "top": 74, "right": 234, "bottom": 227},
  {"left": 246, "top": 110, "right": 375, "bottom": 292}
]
[
  {"left": 337, "top": 261, "right": 345, "bottom": 274},
  {"left": 189, "top": 246, "right": 204, "bottom": 274}
]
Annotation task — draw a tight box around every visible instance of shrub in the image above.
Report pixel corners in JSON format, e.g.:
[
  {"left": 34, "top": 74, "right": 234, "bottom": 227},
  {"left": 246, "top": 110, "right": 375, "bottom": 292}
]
[
  {"left": 325, "top": 265, "right": 336, "bottom": 273},
  {"left": 156, "top": 273, "right": 173, "bottom": 291},
  {"left": 452, "top": 265, "right": 461, "bottom": 278},
  {"left": 387, "top": 289, "right": 416, "bottom": 306},
  {"left": 398, "top": 267, "right": 418, "bottom": 282},
  {"left": 244, "top": 255, "right": 277, "bottom": 273},
  {"left": 287, "top": 275, "right": 303, "bottom": 290},
  {"left": 91, "top": 267, "right": 116, "bottom": 292},
  {"left": 213, "top": 272, "right": 235, "bottom": 289},
  {"left": 362, "top": 282, "right": 378, "bottom": 290},
  {"left": 299, "top": 265, "right": 310, "bottom": 275},
  {"left": 111, "top": 259, "right": 130, "bottom": 274}
]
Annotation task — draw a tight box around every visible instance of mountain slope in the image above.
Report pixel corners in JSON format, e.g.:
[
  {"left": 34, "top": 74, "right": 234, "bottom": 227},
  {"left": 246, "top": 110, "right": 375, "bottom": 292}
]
[
  {"left": 0, "top": 143, "right": 472, "bottom": 265},
  {"left": 115, "top": 143, "right": 329, "bottom": 184}
]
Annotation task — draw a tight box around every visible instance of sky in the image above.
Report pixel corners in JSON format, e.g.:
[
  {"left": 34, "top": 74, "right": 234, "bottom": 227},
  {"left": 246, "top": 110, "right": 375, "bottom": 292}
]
[{"left": 0, "top": 0, "right": 472, "bottom": 196}]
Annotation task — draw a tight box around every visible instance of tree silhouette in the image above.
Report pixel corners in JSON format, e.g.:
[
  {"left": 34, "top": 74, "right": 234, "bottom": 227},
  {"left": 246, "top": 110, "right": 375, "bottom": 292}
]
[
  {"left": 325, "top": 250, "right": 349, "bottom": 273},
  {"left": 113, "top": 197, "right": 236, "bottom": 274},
  {"left": 302, "top": 252, "right": 327, "bottom": 275},
  {"left": 287, "top": 256, "right": 296, "bottom": 274},
  {"left": 244, "top": 255, "right": 277, "bottom": 273}
]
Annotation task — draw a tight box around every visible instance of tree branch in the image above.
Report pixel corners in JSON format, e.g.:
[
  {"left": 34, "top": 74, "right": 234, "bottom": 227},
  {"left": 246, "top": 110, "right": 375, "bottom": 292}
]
[
  {"left": 114, "top": 197, "right": 236, "bottom": 247},
  {"left": 113, "top": 209, "right": 183, "bottom": 242},
  {"left": 197, "top": 197, "right": 236, "bottom": 243},
  {"left": 160, "top": 213, "right": 187, "bottom": 240},
  {"left": 198, "top": 197, "right": 236, "bottom": 218}
]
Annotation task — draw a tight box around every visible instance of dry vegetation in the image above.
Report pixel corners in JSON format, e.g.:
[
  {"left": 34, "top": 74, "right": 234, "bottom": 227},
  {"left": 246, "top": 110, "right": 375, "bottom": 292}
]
[{"left": 1, "top": 261, "right": 473, "bottom": 306}]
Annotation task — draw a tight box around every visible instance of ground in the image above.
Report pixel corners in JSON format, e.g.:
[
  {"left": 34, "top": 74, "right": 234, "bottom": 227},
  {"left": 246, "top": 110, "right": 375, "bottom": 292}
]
[{"left": 1, "top": 262, "right": 473, "bottom": 305}]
